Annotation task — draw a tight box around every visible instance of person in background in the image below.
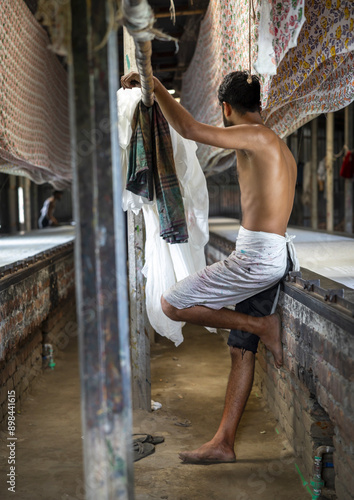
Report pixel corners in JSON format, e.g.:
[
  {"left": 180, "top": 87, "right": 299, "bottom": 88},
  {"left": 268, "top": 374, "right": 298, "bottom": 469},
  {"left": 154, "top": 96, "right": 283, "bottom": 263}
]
[{"left": 38, "top": 190, "right": 63, "bottom": 228}]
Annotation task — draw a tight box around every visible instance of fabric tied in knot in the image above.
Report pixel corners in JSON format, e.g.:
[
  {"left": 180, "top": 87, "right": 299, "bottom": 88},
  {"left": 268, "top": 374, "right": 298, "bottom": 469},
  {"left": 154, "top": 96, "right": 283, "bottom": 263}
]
[
  {"left": 127, "top": 100, "right": 188, "bottom": 244},
  {"left": 285, "top": 233, "right": 300, "bottom": 272}
]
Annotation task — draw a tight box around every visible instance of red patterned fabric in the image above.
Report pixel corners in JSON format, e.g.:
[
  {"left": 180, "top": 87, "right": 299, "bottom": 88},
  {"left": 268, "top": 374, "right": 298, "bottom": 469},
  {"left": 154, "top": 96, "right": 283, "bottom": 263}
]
[
  {"left": 340, "top": 151, "right": 354, "bottom": 179},
  {"left": 0, "top": 0, "right": 71, "bottom": 188}
]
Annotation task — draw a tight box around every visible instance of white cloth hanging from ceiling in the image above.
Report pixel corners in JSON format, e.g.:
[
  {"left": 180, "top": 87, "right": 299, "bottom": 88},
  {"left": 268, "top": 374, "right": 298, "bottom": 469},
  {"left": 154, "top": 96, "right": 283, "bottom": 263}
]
[{"left": 117, "top": 88, "right": 209, "bottom": 346}]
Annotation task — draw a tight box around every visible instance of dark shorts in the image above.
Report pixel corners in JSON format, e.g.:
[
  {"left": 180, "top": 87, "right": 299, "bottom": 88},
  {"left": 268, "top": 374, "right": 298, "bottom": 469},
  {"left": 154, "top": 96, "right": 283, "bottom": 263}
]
[
  {"left": 38, "top": 216, "right": 49, "bottom": 229},
  {"left": 227, "top": 256, "right": 292, "bottom": 354}
]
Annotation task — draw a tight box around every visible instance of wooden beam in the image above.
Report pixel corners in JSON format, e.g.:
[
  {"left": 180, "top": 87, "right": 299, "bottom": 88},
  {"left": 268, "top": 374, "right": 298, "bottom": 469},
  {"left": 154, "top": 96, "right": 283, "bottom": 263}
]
[
  {"left": 311, "top": 118, "right": 318, "bottom": 230},
  {"left": 326, "top": 112, "right": 334, "bottom": 232},
  {"left": 24, "top": 177, "right": 31, "bottom": 231},
  {"left": 344, "top": 103, "right": 353, "bottom": 233},
  {"left": 155, "top": 8, "right": 206, "bottom": 18},
  {"left": 8, "top": 175, "right": 17, "bottom": 234},
  {"left": 70, "top": 1, "right": 134, "bottom": 497}
]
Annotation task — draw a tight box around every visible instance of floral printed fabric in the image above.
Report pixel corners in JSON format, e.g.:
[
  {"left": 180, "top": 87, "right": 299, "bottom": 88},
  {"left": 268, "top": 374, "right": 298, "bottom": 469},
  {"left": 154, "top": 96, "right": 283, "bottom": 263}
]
[
  {"left": 0, "top": 0, "right": 71, "bottom": 188},
  {"left": 254, "top": 0, "right": 306, "bottom": 75},
  {"left": 181, "top": 0, "right": 354, "bottom": 175}
]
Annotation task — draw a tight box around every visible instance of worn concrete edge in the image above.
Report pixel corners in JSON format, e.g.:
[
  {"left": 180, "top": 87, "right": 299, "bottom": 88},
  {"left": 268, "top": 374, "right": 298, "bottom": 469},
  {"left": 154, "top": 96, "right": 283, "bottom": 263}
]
[{"left": 0, "top": 242, "right": 74, "bottom": 291}]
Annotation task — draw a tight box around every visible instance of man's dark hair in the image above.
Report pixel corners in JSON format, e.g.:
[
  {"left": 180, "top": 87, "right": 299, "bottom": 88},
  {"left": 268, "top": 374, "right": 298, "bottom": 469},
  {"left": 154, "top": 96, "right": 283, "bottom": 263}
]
[
  {"left": 52, "top": 190, "right": 63, "bottom": 195},
  {"left": 218, "top": 71, "right": 261, "bottom": 115}
]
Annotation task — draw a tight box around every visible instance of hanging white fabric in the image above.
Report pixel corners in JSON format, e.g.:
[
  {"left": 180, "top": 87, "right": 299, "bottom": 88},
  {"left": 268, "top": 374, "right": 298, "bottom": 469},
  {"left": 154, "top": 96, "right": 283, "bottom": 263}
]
[{"left": 117, "top": 87, "right": 210, "bottom": 346}]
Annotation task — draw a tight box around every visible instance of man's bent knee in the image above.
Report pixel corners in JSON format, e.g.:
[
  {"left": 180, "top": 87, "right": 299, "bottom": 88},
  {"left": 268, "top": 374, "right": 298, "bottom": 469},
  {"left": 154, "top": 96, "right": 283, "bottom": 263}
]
[{"left": 161, "top": 295, "right": 181, "bottom": 321}]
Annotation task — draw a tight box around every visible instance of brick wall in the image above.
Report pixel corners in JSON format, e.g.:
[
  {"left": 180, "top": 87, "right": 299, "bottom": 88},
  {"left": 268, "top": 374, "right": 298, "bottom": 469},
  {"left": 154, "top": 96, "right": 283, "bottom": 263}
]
[
  {"left": 0, "top": 244, "right": 76, "bottom": 424},
  {"left": 206, "top": 234, "right": 354, "bottom": 500}
]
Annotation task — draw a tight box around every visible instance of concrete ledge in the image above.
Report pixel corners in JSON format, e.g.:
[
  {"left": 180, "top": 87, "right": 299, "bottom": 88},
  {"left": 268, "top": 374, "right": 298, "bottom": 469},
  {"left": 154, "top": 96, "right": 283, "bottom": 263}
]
[{"left": 0, "top": 245, "right": 76, "bottom": 424}]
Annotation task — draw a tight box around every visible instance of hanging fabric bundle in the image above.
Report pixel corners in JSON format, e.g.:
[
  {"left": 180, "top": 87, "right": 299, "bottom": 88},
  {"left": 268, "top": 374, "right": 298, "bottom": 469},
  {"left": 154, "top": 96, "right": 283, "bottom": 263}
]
[{"left": 127, "top": 100, "right": 189, "bottom": 244}]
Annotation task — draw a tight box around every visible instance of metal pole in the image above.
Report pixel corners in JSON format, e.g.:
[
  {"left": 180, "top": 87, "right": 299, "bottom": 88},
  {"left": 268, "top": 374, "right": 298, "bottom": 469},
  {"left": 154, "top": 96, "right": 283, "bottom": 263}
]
[
  {"left": 311, "top": 118, "right": 318, "bottom": 230},
  {"left": 70, "top": 0, "right": 134, "bottom": 498},
  {"left": 123, "top": 27, "right": 152, "bottom": 411},
  {"left": 344, "top": 104, "right": 353, "bottom": 233},
  {"left": 326, "top": 112, "right": 334, "bottom": 232}
]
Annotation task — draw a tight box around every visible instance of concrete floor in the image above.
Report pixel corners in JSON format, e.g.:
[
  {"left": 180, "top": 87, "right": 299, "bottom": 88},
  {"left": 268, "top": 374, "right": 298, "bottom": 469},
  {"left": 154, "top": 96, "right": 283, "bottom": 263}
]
[
  {"left": 0, "top": 325, "right": 307, "bottom": 499},
  {"left": 209, "top": 217, "right": 354, "bottom": 289},
  {"left": 0, "top": 226, "right": 75, "bottom": 267}
]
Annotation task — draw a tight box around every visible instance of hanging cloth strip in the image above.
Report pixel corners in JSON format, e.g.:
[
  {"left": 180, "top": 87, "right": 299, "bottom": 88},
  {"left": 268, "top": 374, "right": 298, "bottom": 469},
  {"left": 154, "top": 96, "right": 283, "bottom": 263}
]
[
  {"left": 127, "top": 100, "right": 188, "bottom": 244},
  {"left": 340, "top": 150, "right": 354, "bottom": 179}
]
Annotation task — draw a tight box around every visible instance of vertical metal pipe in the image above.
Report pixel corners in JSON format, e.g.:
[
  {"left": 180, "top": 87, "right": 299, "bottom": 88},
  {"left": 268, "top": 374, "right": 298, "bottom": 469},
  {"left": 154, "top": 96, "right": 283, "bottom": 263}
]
[
  {"left": 326, "top": 113, "right": 334, "bottom": 232},
  {"left": 124, "top": 27, "right": 152, "bottom": 411},
  {"left": 344, "top": 104, "right": 353, "bottom": 234},
  {"left": 70, "top": 0, "right": 134, "bottom": 497},
  {"left": 311, "top": 118, "right": 318, "bottom": 230}
]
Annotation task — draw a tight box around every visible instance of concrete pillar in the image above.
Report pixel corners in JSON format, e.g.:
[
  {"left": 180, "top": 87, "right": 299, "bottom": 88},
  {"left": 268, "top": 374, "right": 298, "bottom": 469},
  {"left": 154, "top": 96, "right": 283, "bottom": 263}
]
[
  {"left": 344, "top": 104, "right": 353, "bottom": 233},
  {"left": 311, "top": 118, "right": 318, "bottom": 230},
  {"left": 8, "top": 175, "right": 17, "bottom": 234},
  {"left": 326, "top": 112, "right": 334, "bottom": 232},
  {"left": 124, "top": 27, "right": 152, "bottom": 411},
  {"left": 24, "top": 177, "right": 31, "bottom": 231},
  {"left": 70, "top": 1, "right": 133, "bottom": 497},
  {"left": 31, "top": 182, "right": 38, "bottom": 229}
]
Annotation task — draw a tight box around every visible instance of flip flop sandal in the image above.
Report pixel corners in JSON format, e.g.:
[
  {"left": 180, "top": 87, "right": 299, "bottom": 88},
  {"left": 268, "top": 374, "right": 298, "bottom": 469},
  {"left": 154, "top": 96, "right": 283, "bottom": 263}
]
[
  {"left": 133, "top": 441, "right": 155, "bottom": 462},
  {"left": 133, "top": 433, "right": 165, "bottom": 445}
]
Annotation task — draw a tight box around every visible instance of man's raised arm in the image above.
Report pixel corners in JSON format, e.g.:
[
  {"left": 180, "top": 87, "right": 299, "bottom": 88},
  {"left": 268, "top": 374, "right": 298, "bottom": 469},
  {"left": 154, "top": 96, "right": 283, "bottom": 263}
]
[{"left": 120, "top": 71, "right": 268, "bottom": 152}]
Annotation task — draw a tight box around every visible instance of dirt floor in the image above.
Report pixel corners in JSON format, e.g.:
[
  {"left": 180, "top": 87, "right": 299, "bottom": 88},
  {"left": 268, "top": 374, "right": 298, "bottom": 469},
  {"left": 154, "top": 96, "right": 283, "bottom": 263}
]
[{"left": 0, "top": 325, "right": 308, "bottom": 500}]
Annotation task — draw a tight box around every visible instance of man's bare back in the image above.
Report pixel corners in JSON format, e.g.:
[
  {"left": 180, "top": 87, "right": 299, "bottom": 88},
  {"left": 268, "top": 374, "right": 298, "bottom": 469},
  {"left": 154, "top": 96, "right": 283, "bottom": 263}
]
[{"left": 236, "top": 127, "right": 297, "bottom": 237}]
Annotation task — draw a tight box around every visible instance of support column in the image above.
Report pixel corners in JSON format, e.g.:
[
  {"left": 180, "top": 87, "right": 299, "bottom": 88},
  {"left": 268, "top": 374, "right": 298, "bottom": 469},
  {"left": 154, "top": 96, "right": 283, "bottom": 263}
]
[
  {"left": 344, "top": 104, "right": 353, "bottom": 234},
  {"left": 31, "top": 182, "right": 38, "bottom": 229},
  {"left": 326, "top": 112, "right": 334, "bottom": 232},
  {"left": 24, "top": 177, "right": 31, "bottom": 231},
  {"left": 70, "top": 1, "right": 133, "bottom": 498},
  {"left": 124, "top": 27, "right": 152, "bottom": 411},
  {"left": 8, "top": 175, "right": 17, "bottom": 234},
  {"left": 311, "top": 118, "right": 318, "bottom": 230}
]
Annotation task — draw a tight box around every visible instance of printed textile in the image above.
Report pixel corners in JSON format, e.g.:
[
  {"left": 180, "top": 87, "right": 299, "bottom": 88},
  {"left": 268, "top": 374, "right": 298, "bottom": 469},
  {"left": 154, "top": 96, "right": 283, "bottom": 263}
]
[
  {"left": 127, "top": 100, "right": 188, "bottom": 244},
  {"left": 0, "top": 0, "right": 71, "bottom": 188},
  {"left": 181, "top": 0, "right": 354, "bottom": 175}
]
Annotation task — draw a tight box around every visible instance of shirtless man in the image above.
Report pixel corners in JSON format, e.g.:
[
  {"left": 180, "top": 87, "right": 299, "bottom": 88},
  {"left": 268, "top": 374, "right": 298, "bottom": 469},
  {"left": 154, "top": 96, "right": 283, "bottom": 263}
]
[{"left": 121, "top": 71, "right": 297, "bottom": 465}]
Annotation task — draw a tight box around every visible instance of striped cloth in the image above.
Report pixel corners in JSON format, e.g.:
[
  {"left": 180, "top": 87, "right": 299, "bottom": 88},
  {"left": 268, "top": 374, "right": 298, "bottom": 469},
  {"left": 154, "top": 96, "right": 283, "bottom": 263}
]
[{"left": 127, "top": 101, "right": 188, "bottom": 244}]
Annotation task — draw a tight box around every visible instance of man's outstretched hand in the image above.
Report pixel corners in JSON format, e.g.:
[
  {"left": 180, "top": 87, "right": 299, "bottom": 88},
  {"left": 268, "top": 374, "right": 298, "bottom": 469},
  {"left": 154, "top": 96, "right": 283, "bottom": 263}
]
[{"left": 120, "top": 71, "right": 142, "bottom": 89}]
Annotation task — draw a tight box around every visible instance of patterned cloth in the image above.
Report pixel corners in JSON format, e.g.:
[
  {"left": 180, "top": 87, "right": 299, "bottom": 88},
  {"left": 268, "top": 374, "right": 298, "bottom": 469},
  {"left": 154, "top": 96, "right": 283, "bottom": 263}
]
[
  {"left": 181, "top": 0, "right": 354, "bottom": 175},
  {"left": 127, "top": 100, "right": 188, "bottom": 244},
  {"left": 0, "top": 0, "right": 71, "bottom": 188}
]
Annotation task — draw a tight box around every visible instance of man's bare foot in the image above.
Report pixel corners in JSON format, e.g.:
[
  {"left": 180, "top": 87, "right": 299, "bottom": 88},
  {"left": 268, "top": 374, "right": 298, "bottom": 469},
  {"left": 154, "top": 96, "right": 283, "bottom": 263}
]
[
  {"left": 260, "top": 313, "right": 283, "bottom": 368},
  {"left": 179, "top": 440, "right": 236, "bottom": 465}
]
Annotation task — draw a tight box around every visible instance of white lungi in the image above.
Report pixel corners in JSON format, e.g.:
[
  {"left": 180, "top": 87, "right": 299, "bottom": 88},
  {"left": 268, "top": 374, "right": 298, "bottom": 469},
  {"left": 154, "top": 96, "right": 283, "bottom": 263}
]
[{"left": 163, "top": 226, "right": 299, "bottom": 310}]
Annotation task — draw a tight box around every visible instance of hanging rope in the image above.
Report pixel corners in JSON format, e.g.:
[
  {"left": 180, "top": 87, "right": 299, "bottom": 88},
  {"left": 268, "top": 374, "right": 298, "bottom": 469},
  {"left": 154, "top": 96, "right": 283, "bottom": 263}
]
[
  {"left": 247, "top": 0, "right": 256, "bottom": 84},
  {"left": 169, "top": 0, "right": 176, "bottom": 25},
  {"left": 247, "top": 0, "right": 252, "bottom": 83}
]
